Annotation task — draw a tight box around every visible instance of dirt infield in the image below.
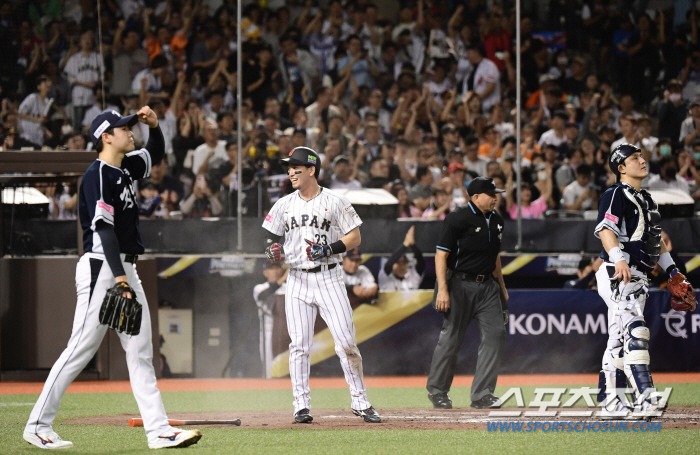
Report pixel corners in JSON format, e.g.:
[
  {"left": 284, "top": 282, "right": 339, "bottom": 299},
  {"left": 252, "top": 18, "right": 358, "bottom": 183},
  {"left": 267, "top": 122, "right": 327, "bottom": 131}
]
[
  {"left": 67, "top": 407, "right": 700, "bottom": 431},
  {"left": 3, "top": 373, "right": 700, "bottom": 395}
]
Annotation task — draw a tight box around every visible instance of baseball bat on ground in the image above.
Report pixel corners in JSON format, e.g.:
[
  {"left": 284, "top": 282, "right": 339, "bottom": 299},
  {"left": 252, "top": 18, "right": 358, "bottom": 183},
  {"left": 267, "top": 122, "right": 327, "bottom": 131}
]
[{"left": 128, "top": 418, "right": 241, "bottom": 427}]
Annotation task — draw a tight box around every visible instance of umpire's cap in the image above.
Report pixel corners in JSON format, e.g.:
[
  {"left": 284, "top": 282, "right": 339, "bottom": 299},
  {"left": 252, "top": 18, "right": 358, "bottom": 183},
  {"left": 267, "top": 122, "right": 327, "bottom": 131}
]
[
  {"left": 609, "top": 143, "right": 641, "bottom": 180},
  {"left": 280, "top": 146, "right": 321, "bottom": 178},
  {"left": 467, "top": 177, "right": 505, "bottom": 195},
  {"left": 90, "top": 110, "right": 138, "bottom": 146}
]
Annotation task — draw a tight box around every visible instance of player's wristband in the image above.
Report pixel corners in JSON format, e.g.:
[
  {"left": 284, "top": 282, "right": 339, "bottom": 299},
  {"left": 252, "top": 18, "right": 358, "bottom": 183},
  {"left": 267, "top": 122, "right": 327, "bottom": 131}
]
[
  {"left": 658, "top": 251, "right": 676, "bottom": 275},
  {"left": 329, "top": 240, "right": 347, "bottom": 255},
  {"left": 608, "top": 247, "right": 625, "bottom": 264}
]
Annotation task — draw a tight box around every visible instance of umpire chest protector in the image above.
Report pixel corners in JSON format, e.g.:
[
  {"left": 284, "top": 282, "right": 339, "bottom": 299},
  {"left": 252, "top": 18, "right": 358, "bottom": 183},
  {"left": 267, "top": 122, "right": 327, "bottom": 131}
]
[{"left": 595, "top": 182, "right": 662, "bottom": 273}]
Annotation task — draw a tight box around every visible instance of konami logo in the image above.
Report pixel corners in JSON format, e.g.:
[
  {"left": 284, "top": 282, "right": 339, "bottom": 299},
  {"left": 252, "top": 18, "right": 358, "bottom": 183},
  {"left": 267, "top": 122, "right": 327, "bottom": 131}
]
[{"left": 509, "top": 313, "right": 607, "bottom": 335}]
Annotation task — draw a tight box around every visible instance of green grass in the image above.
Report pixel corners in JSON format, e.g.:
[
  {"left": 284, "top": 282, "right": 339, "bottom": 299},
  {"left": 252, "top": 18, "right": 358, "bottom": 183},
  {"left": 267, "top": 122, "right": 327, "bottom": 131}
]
[{"left": 1, "top": 383, "right": 699, "bottom": 454}]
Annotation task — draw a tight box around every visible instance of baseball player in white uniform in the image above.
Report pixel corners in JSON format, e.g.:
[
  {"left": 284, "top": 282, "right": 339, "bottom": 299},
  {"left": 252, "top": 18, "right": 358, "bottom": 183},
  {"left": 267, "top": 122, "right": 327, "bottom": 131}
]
[
  {"left": 23, "top": 107, "right": 201, "bottom": 450},
  {"left": 378, "top": 226, "right": 425, "bottom": 291},
  {"left": 340, "top": 248, "right": 378, "bottom": 302},
  {"left": 262, "top": 146, "right": 381, "bottom": 424},
  {"left": 253, "top": 262, "right": 288, "bottom": 378}
]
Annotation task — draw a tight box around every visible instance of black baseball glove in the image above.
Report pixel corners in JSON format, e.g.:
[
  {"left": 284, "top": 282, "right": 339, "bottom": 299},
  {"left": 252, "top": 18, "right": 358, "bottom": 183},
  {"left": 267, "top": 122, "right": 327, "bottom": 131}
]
[{"left": 99, "top": 282, "right": 142, "bottom": 336}]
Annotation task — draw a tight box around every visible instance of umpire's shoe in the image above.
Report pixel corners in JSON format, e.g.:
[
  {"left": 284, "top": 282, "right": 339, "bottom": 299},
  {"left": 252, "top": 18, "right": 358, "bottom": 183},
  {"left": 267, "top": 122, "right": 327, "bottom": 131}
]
[
  {"left": 470, "top": 395, "right": 502, "bottom": 409},
  {"left": 352, "top": 406, "right": 382, "bottom": 423},
  {"left": 294, "top": 408, "right": 313, "bottom": 423},
  {"left": 148, "top": 428, "right": 202, "bottom": 449},
  {"left": 23, "top": 431, "right": 73, "bottom": 450},
  {"left": 428, "top": 392, "right": 453, "bottom": 409}
]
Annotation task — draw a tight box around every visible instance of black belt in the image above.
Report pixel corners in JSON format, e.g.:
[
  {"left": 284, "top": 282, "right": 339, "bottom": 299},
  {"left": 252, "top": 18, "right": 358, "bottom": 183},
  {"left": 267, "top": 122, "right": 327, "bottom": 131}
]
[
  {"left": 296, "top": 263, "right": 336, "bottom": 273},
  {"left": 124, "top": 254, "right": 138, "bottom": 264},
  {"left": 453, "top": 272, "right": 491, "bottom": 282}
]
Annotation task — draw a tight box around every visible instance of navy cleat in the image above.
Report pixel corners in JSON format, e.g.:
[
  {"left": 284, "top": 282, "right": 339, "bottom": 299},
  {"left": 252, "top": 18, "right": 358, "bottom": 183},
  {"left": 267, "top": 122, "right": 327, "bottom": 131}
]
[
  {"left": 294, "top": 408, "right": 313, "bottom": 423},
  {"left": 352, "top": 406, "right": 382, "bottom": 423}
]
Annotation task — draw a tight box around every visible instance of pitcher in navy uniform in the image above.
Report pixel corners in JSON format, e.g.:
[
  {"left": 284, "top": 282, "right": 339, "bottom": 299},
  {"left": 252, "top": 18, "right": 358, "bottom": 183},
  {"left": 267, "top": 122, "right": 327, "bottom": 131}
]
[
  {"left": 594, "top": 143, "right": 670, "bottom": 420},
  {"left": 24, "top": 107, "right": 202, "bottom": 450},
  {"left": 262, "top": 146, "right": 381, "bottom": 424}
]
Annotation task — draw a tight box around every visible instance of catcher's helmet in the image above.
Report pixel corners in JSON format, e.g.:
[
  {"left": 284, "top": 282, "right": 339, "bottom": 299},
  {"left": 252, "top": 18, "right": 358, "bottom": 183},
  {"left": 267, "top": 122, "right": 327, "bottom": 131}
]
[{"left": 609, "top": 143, "right": 642, "bottom": 181}]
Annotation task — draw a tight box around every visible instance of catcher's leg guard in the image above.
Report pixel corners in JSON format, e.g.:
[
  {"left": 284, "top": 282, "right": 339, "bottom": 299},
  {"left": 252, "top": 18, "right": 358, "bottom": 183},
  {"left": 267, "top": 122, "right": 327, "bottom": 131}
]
[
  {"left": 623, "top": 319, "right": 653, "bottom": 397},
  {"left": 597, "top": 369, "right": 628, "bottom": 404}
]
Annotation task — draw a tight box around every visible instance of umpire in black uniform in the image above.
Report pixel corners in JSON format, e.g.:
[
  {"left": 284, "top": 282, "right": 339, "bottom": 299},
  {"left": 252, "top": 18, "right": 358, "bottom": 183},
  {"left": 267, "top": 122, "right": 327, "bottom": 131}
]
[{"left": 426, "top": 177, "right": 509, "bottom": 409}]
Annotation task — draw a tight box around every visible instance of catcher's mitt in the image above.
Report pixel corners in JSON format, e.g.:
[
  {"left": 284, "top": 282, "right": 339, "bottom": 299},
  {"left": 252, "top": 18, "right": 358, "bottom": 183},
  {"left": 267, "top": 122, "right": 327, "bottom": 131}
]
[
  {"left": 99, "top": 282, "right": 142, "bottom": 335},
  {"left": 668, "top": 272, "right": 697, "bottom": 312}
]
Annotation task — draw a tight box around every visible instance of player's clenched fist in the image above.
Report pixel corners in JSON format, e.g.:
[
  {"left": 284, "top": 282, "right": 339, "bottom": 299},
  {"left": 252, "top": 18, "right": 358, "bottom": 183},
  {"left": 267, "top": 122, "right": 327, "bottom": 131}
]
[
  {"left": 305, "top": 239, "right": 332, "bottom": 261},
  {"left": 265, "top": 243, "right": 283, "bottom": 262}
]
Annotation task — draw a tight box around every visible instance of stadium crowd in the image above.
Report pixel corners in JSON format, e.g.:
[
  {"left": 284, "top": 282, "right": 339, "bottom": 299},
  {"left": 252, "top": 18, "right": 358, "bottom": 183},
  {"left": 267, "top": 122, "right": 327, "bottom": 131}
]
[{"left": 2, "top": 0, "right": 700, "bottom": 220}]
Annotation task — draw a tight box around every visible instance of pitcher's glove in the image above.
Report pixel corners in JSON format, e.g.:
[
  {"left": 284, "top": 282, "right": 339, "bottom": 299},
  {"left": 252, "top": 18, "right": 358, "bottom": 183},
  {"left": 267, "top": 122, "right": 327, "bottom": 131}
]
[
  {"left": 265, "top": 242, "right": 283, "bottom": 262},
  {"left": 305, "top": 239, "right": 332, "bottom": 261},
  {"left": 668, "top": 271, "right": 697, "bottom": 312},
  {"left": 99, "top": 282, "right": 142, "bottom": 335}
]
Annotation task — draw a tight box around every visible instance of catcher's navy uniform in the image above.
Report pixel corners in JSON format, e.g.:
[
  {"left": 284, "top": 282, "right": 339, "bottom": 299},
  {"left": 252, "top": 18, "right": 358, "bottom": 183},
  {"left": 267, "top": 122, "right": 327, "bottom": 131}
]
[
  {"left": 593, "top": 147, "right": 663, "bottom": 418},
  {"left": 25, "top": 112, "right": 174, "bottom": 445}
]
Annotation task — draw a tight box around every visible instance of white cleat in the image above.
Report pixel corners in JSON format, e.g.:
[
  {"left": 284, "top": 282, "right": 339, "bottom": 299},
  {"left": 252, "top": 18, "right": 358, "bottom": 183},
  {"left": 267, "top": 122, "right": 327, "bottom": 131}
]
[
  {"left": 23, "top": 431, "right": 73, "bottom": 450},
  {"left": 148, "top": 428, "right": 202, "bottom": 449},
  {"left": 600, "top": 400, "right": 635, "bottom": 420},
  {"left": 630, "top": 391, "right": 665, "bottom": 421}
]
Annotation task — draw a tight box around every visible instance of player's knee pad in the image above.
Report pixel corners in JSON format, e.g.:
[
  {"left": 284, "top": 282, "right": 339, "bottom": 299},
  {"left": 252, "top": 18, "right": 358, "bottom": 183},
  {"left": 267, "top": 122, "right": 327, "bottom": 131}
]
[
  {"left": 597, "top": 369, "right": 628, "bottom": 404},
  {"left": 624, "top": 320, "right": 650, "bottom": 365}
]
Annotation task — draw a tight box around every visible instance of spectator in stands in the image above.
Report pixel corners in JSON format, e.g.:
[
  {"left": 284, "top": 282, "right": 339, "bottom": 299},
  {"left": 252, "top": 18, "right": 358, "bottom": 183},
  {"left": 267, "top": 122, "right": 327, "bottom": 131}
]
[
  {"left": 280, "top": 33, "right": 318, "bottom": 106},
  {"left": 82, "top": 86, "right": 119, "bottom": 133},
  {"left": 447, "top": 162, "right": 469, "bottom": 207},
  {"left": 148, "top": 158, "right": 184, "bottom": 213},
  {"left": 657, "top": 79, "right": 686, "bottom": 147},
  {"left": 538, "top": 110, "right": 568, "bottom": 149},
  {"left": 111, "top": 23, "right": 148, "bottom": 97},
  {"left": 637, "top": 115, "right": 658, "bottom": 163},
  {"left": 611, "top": 115, "right": 641, "bottom": 152},
  {"left": 379, "top": 226, "right": 425, "bottom": 291},
  {"left": 62, "top": 132, "right": 86, "bottom": 151},
  {"left": 461, "top": 43, "right": 500, "bottom": 112},
  {"left": 192, "top": 119, "right": 228, "bottom": 176},
  {"left": 463, "top": 135, "right": 487, "bottom": 176},
  {"left": 562, "top": 164, "right": 598, "bottom": 211},
  {"left": 646, "top": 156, "right": 690, "bottom": 194},
  {"left": 392, "top": 183, "right": 422, "bottom": 218},
  {"left": 364, "top": 156, "right": 390, "bottom": 189},
  {"left": 680, "top": 98, "right": 700, "bottom": 152},
  {"left": 181, "top": 173, "right": 223, "bottom": 218},
  {"left": 317, "top": 113, "right": 350, "bottom": 155},
  {"left": 506, "top": 162, "right": 553, "bottom": 219},
  {"left": 409, "top": 164, "right": 434, "bottom": 211},
  {"left": 341, "top": 248, "right": 378, "bottom": 303},
  {"left": 478, "top": 125, "right": 501, "bottom": 159},
  {"left": 17, "top": 75, "right": 53, "bottom": 148},
  {"left": 63, "top": 29, "right": 103, "bottom": 131},
  {"left": 555, "top": 148, "right": 584, "bottom": 193},
  {"left": 330, "top": 155, "right": 362, "bottom": 190},
  {"left": 422, "top": 188, "right": 452, "bottom": 220},
  {"left": 305, "top": 86, "right": 338, "bottom": 132}
]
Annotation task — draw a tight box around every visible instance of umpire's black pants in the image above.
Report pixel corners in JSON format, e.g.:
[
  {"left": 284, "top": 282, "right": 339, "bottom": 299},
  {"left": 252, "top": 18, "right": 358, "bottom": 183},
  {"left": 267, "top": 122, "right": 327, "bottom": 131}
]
[{"left": 426, "top": 273, "right": 506, "bottom": 402}]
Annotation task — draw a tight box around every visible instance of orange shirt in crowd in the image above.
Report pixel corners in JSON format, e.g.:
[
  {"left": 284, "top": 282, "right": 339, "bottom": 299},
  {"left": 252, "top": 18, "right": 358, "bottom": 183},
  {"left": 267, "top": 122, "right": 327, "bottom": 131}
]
[
  {"left": 520, "top": 143, "right": 539, "bottom": 160},
  {"left": 479, "top": 142, "right": 502, "bottom": 159},
  {"left": 145, "top": 30, "right": 189, "bottom": 65}
]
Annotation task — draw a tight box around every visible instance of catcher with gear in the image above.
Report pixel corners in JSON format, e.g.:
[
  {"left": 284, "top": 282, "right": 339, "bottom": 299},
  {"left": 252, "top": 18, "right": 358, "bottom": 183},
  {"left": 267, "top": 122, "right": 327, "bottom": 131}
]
[{"left": 593, "top": 144, "right": 670, "bottom": 421}]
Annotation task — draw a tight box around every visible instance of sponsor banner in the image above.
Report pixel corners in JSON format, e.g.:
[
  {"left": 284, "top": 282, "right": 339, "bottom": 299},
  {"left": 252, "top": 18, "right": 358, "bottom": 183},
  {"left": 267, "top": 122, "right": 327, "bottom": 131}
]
[{"left": 308, "top": 290, "right": 700, "bottom": 376}]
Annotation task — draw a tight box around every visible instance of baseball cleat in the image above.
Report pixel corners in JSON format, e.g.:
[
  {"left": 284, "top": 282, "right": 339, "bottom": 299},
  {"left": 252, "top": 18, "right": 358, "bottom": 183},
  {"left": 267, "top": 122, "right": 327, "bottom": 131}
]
[
  {"left": 600, "top": 400, "right": 634, "bottom": 420},
  {"left": 23, "top": 431, "right": 73, "bottom": 450},
  {"left": 294, "top": 408, "right": 313, "bottom": 423},
  {"left": 148, "top": 428, "right": 202, "bottom": 449},
  {"left": 470, "top": 395, "right": 502, "bottom": 409},
  {"left": 352, "top": 406, "right": 382, "bottom": 423},
  {"left": 428, "top": 392, "right": 453, "bottom": 409}
]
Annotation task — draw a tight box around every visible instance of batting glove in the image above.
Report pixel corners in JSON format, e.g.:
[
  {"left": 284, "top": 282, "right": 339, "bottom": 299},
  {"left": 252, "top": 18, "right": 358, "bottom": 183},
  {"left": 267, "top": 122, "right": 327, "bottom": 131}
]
[
  {"left": 305, "top": 239, "right": 332, "bottom": 261},
  {"left": 265, "top": 243, "right": 283, "bottom": 262}
]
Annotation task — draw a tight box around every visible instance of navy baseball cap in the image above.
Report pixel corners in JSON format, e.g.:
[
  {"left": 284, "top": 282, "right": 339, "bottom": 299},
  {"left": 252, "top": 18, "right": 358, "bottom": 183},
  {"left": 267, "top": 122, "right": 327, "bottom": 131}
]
[
  {"left": 609, "top": 143, "right": 641, "bottom": 178},
  {"left": 90, "top": 110, "right": 138, "bottom": 146},
  {"left": 280, "top": 146, "right": 320, "bottom": 168},
  {"left": 467, "top": 177, "right": 505, "bottom": 195},
  {"left": 345, "top": 248, "right": 362, "bottom": 260}
]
